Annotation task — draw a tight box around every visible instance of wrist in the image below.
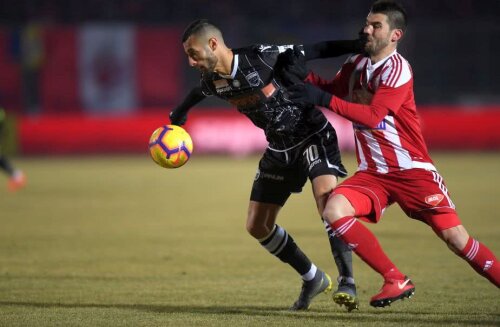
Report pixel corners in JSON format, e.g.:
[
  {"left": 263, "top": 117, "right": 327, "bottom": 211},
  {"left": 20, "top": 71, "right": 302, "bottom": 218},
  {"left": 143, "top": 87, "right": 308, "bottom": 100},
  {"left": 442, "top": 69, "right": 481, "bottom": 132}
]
[{"left": 319, "top": 90, "right": 332, "bottom": 108}]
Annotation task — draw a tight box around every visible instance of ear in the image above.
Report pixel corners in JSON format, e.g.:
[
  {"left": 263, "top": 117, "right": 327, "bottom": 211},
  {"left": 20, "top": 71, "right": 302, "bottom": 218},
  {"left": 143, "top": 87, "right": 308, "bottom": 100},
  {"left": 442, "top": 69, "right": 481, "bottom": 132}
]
[
  {"left": 208, "top": 37, "right": 218, "bottom": 51},
  {"left": 391, "top": 29, "right": 403, "bottom": 42}
]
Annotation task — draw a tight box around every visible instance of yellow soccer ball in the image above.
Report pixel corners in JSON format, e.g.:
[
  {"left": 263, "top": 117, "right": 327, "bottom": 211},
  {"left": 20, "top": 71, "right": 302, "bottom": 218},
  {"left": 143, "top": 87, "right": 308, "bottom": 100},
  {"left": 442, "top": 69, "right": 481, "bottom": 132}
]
[{"left": 148, "top": 125, "right": 193, "bottom": 168}]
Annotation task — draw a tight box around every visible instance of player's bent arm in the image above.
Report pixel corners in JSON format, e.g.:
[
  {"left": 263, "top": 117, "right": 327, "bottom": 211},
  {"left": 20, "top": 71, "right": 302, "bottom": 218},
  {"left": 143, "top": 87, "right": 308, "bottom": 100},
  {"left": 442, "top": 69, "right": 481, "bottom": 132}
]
[
  {"left": 328, "top": 83, "right": 411, "bottom": 128},
  {"left": 288, "top": 82, "right": 410, "bottom": 128},
  {"left": 305, "top": 69, "right": 353, "bottom": 99},
  {"left": 274, "top": 40, "right": 360, "bottom": 88},
  {"left": 169, "top": 87, "right": 207, "bottom": 126},
  {"left": 328, "top": 95, "right": 389, "bottom": 128}
]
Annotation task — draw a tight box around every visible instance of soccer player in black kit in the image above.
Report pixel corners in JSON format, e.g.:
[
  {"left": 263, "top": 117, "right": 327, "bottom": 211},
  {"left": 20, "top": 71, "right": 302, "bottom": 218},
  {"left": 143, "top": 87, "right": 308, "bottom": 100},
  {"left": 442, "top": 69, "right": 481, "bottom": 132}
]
[{"left": 170, "top": 19, "right": 361, "bottom": 311}]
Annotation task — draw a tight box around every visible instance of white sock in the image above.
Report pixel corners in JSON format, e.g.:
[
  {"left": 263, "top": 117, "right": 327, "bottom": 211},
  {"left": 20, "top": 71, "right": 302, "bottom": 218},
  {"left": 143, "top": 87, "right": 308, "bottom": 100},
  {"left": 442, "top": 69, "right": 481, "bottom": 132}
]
[{"left": 302, "top": 264, "right": 317, "bottom": 281}]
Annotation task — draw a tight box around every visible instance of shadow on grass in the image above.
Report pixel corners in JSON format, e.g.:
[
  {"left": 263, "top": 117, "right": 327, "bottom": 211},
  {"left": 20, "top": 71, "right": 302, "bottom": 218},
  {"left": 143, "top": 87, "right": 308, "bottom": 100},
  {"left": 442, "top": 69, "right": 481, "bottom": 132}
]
[{"left": 1, "top": 301, "right": 499, "bottom": 325}]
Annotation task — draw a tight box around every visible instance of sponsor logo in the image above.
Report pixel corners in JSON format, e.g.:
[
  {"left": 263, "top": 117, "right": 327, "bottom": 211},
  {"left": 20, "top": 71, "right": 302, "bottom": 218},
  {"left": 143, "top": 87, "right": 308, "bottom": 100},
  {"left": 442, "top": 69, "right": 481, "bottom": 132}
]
[
  {"left": 258, "top": 45, "right": 273, "bottom": 52},
  {"left": 277, "top": 45, "right": 294, "bottom": 53},
  {"left": 353, "top": 120, "right": 386, "bottom": 130},
  {"left": 213, "top": 79, "right": 232, "bottom": 94},
  {"left": 309, "top": 159, "right": 322, "bottom": 171},
  {"left": 214, "top": 79, "right": 228, "bottom": 88},
  {"left": 398, "top": 279, "right": 411, "bottom": 290},
  {"left": 261, "top": 172, "right": 285, "bottom": 181},
  {"left": 425, "top": 194, "right": 444, "bottom": 206},
  {"left": 254, "top": 168, "right": 285, "bottom": 182}
]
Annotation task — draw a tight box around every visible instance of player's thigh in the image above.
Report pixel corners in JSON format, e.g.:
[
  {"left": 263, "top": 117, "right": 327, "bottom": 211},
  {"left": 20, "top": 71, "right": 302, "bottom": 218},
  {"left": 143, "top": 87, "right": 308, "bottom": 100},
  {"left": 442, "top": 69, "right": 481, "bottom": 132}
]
[
  {"left": 323, "top": 193, "right": 356, "bottom": 223},
  {"left": 392, "top": 169, "right": 459, "bottom": 229},
  {"left": 304, "top": 129, "right": 348, "bottom": 212},
  {"left": 327, "top": 172, "right": 390, "bottom": 223},
  {"left": 249, "top": 151, "right": 303, "bottom": 235},
  {"left": 311, "top": 174, "right": 338, "bottom": 214},
  {"left": 250, "top": 151, "right": 302, "bottom": 207}
]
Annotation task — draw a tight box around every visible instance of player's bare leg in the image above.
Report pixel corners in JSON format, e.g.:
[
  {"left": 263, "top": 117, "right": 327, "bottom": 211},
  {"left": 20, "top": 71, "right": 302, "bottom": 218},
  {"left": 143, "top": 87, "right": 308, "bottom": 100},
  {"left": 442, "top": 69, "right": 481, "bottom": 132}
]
[
  {"left": 247, "top": 201, "right": 332, "bottom": 310},
  {"left": 312, "top": 175, "right": 358, "bottom": 311}
]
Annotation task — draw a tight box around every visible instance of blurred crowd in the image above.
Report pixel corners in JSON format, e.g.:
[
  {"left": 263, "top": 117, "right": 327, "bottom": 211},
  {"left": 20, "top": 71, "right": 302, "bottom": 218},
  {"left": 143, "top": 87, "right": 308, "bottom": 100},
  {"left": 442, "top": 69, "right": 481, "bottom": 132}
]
[
  {"left": 0, "top": 0, "right": 499, "bottom": 108},
  {"left": 1, "top": 0, "right": 497, "bottom": 24}
]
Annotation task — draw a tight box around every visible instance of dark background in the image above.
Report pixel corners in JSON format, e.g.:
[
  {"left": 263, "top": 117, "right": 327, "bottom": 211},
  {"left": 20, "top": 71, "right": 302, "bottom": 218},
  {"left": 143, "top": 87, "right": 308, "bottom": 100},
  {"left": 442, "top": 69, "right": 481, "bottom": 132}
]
[{"left": 0, "top": 0, "right": 499, "bottom": 108}]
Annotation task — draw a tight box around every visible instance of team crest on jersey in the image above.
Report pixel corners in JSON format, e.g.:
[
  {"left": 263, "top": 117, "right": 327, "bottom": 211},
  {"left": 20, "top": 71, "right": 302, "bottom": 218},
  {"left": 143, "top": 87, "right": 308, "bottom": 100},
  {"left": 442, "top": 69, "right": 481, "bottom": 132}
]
[
  {"left": 245, "top": 71, "right": 261, "bottom": 87},
  {"left": 425, "top": 194, "right": 444, "bottom": 206}
]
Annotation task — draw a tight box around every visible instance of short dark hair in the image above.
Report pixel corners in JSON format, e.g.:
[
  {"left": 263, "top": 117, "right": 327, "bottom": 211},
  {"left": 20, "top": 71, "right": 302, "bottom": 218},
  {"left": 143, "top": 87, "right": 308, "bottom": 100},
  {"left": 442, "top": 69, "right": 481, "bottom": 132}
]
[
  {"left": 370, "top": 0, "right": 408, "bottom": 32},
  {"left": 182, "top": 19, "right": 219, "bottom": 43}
]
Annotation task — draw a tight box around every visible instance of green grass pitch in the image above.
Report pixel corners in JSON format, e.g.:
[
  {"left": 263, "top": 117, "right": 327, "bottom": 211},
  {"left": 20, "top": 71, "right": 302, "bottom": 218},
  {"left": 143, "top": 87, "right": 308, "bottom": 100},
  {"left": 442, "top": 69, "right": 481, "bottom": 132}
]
[{"left": 0, "top": 152, "right": 499, "bottom": 326}]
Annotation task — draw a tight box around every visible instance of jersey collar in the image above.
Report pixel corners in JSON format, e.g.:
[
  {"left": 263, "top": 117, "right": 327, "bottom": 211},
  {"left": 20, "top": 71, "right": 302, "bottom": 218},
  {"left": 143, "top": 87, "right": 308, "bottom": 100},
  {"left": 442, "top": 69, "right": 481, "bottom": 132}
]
[
  {"left": 219, "top": 54, "right": 239, "bottom": 79},
  {"left": 367, "top": 49, "right": 397, "bottom": 72}
]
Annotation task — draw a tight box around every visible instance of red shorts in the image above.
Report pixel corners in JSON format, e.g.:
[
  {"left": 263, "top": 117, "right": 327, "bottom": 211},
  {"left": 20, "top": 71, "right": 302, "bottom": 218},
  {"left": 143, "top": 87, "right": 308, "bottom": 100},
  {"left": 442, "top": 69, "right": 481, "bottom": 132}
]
[{"left": 332, "top": 169, "right": 461, "bottom": 231}]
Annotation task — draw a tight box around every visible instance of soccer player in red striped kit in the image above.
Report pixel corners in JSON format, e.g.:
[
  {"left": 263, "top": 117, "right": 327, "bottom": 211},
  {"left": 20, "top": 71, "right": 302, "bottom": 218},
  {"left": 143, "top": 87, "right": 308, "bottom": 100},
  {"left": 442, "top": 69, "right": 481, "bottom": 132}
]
[{"left": 279, "top": 0, "right": 500, "bottom": 307}]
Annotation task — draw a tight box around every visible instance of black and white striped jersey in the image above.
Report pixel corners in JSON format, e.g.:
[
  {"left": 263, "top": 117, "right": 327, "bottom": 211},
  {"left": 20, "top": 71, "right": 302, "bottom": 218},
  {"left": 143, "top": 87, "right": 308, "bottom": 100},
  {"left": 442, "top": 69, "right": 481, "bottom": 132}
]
[{"left": 199, "top": 44, "right": 330, "bottom": 151}]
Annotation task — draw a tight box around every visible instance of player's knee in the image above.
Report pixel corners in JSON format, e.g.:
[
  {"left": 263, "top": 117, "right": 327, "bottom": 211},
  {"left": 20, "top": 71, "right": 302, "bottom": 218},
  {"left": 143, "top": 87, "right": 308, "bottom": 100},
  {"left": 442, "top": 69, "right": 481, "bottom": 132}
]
[
  {"left": 246, "top": 202, "right": 280, "bottom": 239},
  {"left": 245, "top": 219, "right": 259, "bottom": 238},
  {"left": 439, "top": 225, "right": 469, "bottom": 254},
  {"left": 322, "top": 195, "right": 355, "bottom": 225},
  {"left": 245, "top": 215, "right": 270, "bottom": 239}
]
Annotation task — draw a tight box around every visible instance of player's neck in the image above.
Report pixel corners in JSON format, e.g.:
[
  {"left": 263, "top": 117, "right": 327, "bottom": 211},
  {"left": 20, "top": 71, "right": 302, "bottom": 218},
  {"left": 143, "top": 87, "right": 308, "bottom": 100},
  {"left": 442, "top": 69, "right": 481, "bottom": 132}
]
[
  {"left": 370, "top": 46, "right": 397, "bottom": 64},
  {"left": 214, "top": 48, "right": 234, "bottom": 76}
]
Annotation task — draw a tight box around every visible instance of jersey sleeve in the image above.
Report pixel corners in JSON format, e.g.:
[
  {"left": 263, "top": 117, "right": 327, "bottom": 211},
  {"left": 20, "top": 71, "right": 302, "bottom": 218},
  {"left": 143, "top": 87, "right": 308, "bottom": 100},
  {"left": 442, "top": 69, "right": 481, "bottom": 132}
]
[
  {"left": 255, "top": 44, "right": 305, "bottom": 66},
  {"left": 259, "top": 44, "right": 304, "bottom": 54},
  {"left": 306, "top": 54, "right": 359, "bottom": 99}
]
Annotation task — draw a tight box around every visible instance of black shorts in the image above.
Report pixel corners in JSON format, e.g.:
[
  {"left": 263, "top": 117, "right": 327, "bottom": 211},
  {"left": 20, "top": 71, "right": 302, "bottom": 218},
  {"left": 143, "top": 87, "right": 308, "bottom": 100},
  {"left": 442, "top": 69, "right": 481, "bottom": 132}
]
[{"left": 250, "top": 125, "right": 347, "bottom": 206}]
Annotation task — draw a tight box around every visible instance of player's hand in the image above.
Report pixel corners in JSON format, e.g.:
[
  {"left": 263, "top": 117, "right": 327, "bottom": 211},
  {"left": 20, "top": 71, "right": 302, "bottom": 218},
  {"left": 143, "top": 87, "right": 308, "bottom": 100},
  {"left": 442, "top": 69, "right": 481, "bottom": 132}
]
[
  {"left": 274, "top": 46, "right": 308, "bottom": 87},
  {"left": 288, "top": 83, "right": 332, "bottom": 108},
  {"left": 169, "top": 109, "right": 187, "bottom": 126}
]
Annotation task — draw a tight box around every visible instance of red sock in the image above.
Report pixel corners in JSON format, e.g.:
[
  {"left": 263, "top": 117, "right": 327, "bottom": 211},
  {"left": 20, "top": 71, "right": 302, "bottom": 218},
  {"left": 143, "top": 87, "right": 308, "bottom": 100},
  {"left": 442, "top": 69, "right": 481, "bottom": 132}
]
[
  {"left": 460, "top": 237, "right": 500, "bottom": 288},
  {"left": 331, "top": 216, "right": 405, "bottom": 280}
]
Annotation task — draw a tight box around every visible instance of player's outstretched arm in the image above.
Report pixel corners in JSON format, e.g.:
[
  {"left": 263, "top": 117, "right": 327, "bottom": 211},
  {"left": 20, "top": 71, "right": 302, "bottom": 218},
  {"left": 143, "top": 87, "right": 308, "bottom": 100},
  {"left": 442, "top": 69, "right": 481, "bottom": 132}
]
[
  {"left": 274, "top": 38, "right": 363, "bottom": 88},
  {"left": 169, "top": 87, "right": 206, "bottom": 126},
  {"left": 303, "top": 39, "right": 364, "bottom": 60}
]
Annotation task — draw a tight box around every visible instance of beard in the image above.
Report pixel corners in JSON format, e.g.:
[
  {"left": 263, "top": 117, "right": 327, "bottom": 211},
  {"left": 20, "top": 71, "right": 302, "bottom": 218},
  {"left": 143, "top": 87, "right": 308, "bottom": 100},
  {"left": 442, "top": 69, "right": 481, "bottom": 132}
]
[
  {"left": 205, "top": 51, "right": 218, "bottom": 72},
  {"left": 365, "top": 37, "right": 390, "bottom": 56}
]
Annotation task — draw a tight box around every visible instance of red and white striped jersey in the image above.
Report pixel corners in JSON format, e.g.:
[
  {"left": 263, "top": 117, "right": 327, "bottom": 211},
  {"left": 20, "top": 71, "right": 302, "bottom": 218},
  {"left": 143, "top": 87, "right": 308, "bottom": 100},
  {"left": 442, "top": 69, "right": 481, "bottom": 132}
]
[{"left": 309, "top": 50, "right": 435, "bottom": 173}]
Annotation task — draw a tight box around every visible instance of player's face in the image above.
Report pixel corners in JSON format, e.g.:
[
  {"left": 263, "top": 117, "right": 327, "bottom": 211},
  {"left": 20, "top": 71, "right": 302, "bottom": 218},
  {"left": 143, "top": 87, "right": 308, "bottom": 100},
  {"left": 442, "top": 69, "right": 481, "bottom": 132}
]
[
  {"left": 362, "top": 13, "right": 393, "bottom": 56},
  {"left": 183, "top": 35, "right": 218, "bottom": 73}
]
